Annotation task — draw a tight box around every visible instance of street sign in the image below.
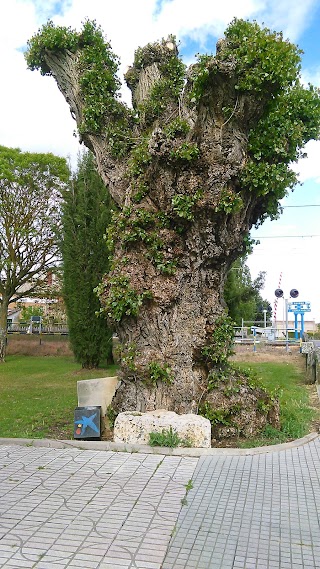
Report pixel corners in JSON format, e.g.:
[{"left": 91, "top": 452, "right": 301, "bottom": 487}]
[{"left": 288, "top": 301, "right": 311, "bottom": 313}]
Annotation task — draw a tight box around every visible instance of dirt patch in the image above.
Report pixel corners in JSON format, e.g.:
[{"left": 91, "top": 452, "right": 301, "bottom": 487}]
[
  {"left": 6, "top": 335, "right": 73, "bottom": 357},
  {"left": 30, "top": 421, "right": 74, "bottom": 440},
  {"left": 231, "top": 344, "right": 305, "bottom": 369}
]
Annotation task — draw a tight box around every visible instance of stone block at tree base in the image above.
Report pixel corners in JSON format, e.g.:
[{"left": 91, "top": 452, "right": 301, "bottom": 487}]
[
  {"left": 114, "top": 410, "right": 211, "bottom": 448},
  {"left": 77, "top": 377, "right": 119, "bottom": 416}
]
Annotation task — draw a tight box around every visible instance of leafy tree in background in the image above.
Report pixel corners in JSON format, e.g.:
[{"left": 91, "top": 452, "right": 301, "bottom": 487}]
[
  {"left": 255, "top": 298, "right": 272, "bottom": 325},
  {"left": 61, "top": 151, "right": 113, "bottom": 368},
  {"left": 0, "top": 145, "right": 69, "bottom": 362},
  {"left": 224, "top": 258, "right": 272, "bottom": 326},
  {"left": 19, "top": 305, "right": 44, "bottom": 322},
  {"left": 26, "top": 19, "right": 320, "bottom": 437}
]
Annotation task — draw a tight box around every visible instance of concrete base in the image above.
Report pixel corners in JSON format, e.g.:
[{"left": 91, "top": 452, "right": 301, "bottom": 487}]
[{"left": 77, "top": 376, "right": 119, "bottom": 416}]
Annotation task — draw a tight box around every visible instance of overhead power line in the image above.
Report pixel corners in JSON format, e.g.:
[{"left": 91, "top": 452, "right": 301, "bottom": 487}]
[
  {"left": 282, "top": 204, "right": 320, "bottom": 208},
  {"left": 252, "top": 234, "right": 320, "bottom": 239}
]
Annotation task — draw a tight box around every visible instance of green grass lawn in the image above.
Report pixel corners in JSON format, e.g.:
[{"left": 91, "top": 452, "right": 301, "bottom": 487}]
[
  {"left": 0, "top": 355, "right": 318, "bottom": 446},
  {"left": 236, "top": 361, "right": 319, "bottom": 447},
  {"left": 0, "top": 355, "right": 118, "bottom": 439}
]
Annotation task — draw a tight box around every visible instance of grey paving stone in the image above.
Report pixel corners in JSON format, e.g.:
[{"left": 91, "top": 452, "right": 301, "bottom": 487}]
[
  {"left": 163, "top": 437, "right": 320, "bottom": 569},
  {"left": 0, "top": 445, "right": 197, "bottom": 568}
]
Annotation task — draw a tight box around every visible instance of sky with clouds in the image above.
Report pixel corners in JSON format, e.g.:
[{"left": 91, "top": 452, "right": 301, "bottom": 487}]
[{"left": 1, "top": 0, "right": 320, "bottom": 323}]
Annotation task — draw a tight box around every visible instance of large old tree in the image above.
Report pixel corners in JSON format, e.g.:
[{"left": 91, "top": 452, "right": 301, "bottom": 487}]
[
  {"left": 26, "top": 19, "right": 320, "bottom": 437},
  {"left": 0, "top": 145, "right": 69, "bottom": 361}
]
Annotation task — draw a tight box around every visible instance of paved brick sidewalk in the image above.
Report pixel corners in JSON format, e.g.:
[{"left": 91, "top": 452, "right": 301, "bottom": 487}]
[
  {"left": 163, "top": 437, "right": 320, "bottom": 568},
  {"left": 0, "top": 445, "right": 197, "bottom": 568},
  {"left": 1, "top": 438, "right": 320, "bottom": 569}
]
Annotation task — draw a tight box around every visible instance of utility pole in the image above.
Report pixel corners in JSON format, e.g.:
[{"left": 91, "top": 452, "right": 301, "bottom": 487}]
[{"left": 263, "top": 309, "right": 267, "bottom": 330}]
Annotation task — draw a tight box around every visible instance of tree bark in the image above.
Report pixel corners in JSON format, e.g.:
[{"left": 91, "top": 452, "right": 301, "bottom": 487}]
[
  {"left": 0, "top": 297, "right": 9, "bottom": 363},
  {"left": 112, "top": 265, "right": 225, "bottom": 413}
]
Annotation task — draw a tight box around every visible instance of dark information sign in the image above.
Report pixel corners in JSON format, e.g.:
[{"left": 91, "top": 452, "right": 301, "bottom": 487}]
[{"left": 74, "top": 406, "right": 101, "bottom": 440}]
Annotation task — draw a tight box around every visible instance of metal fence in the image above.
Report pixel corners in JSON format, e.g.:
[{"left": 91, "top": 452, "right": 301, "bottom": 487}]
[
  {"left": 233, "top": 321, "right": 305, "bottom": 353},
  {"left": 7, "top": 322, "right": 68, "bottom": 335}
]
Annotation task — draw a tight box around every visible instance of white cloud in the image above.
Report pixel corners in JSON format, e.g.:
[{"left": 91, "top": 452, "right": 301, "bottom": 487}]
[
  {"left": 260, "top": 0, "right": 318, "bottom": 41},
  {"left": 247, "top": 237, "right": 320, "bottom": 322},
  {"left": 0, "top": 0, "right": 79, "bottom": 165},
  {"left": 152, "top": 0, "right": 264, "bottom": 46},
  {"left": 291, "top": 140, "right": 320, "bottom": 184},
  {"left": 302, "top": 68, "right": 320, "bottom": 87},
  {"left": 0, "top": 1, "right": 36, "bottom": 50},
  {"left": 0, "top": 48, "right": 79, "bottom": 159}
]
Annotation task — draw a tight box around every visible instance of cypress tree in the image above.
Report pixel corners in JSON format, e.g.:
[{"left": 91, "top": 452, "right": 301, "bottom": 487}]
[{"left": 62, "top": 151, "right": 113, "bottom": 368}]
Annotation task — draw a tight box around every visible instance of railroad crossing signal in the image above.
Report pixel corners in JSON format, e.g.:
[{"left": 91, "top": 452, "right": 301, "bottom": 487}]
[{"left": 274, "top": 288, "right": 299, "bottom": 299}]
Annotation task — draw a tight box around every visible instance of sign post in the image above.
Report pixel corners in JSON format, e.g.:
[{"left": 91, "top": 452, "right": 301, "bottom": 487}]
[{"left": 287, "top": 301, "right": 311, "bottom": 339}]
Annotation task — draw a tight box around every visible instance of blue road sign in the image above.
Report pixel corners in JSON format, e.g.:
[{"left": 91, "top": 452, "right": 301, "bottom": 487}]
[{"left": 288, "top": 301, "right": 311, "bottom": 313}]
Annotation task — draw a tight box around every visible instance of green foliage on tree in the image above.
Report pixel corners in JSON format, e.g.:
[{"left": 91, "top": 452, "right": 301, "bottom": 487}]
[
  {"left": 17, "top": 298, "right": 68, "bottom": 325},
  {"left": 0, "top": 145, "right": 70, "bottom": 362},
  {"left": 61, "top": 151, "right": 113, "bottom": 368},
  {"left": 224, "top": 258, "right": 272, "bottom": 326},
  {"left": 188, "top": 18, "right": 320, "bottom": 224},
  {"left": 19, "top": 305, "right": 44, "bottom": 322},
  {"left": 26, "top": 19, "right": 134, "bottom": 149}
]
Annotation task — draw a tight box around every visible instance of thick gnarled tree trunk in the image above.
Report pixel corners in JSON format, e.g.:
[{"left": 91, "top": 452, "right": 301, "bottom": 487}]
[
  {"left": 37, "top": 32, "right": 283, "bottom": 436},
  {"left": 111, "top": 265, "right": 226, "bottom": 414}
]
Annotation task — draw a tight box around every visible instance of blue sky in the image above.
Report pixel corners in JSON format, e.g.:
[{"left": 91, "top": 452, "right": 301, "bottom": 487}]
[{"left": 1, "top": 0, "right": 320, "bottom": 322}]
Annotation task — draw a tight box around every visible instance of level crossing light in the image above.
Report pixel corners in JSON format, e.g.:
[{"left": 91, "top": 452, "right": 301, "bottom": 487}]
[
  {"left": 274, "top": 288, "right": 299, "bottom": 299},
  {"left": 274, "top": 288, "right": 299, "bottom": 351}
]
